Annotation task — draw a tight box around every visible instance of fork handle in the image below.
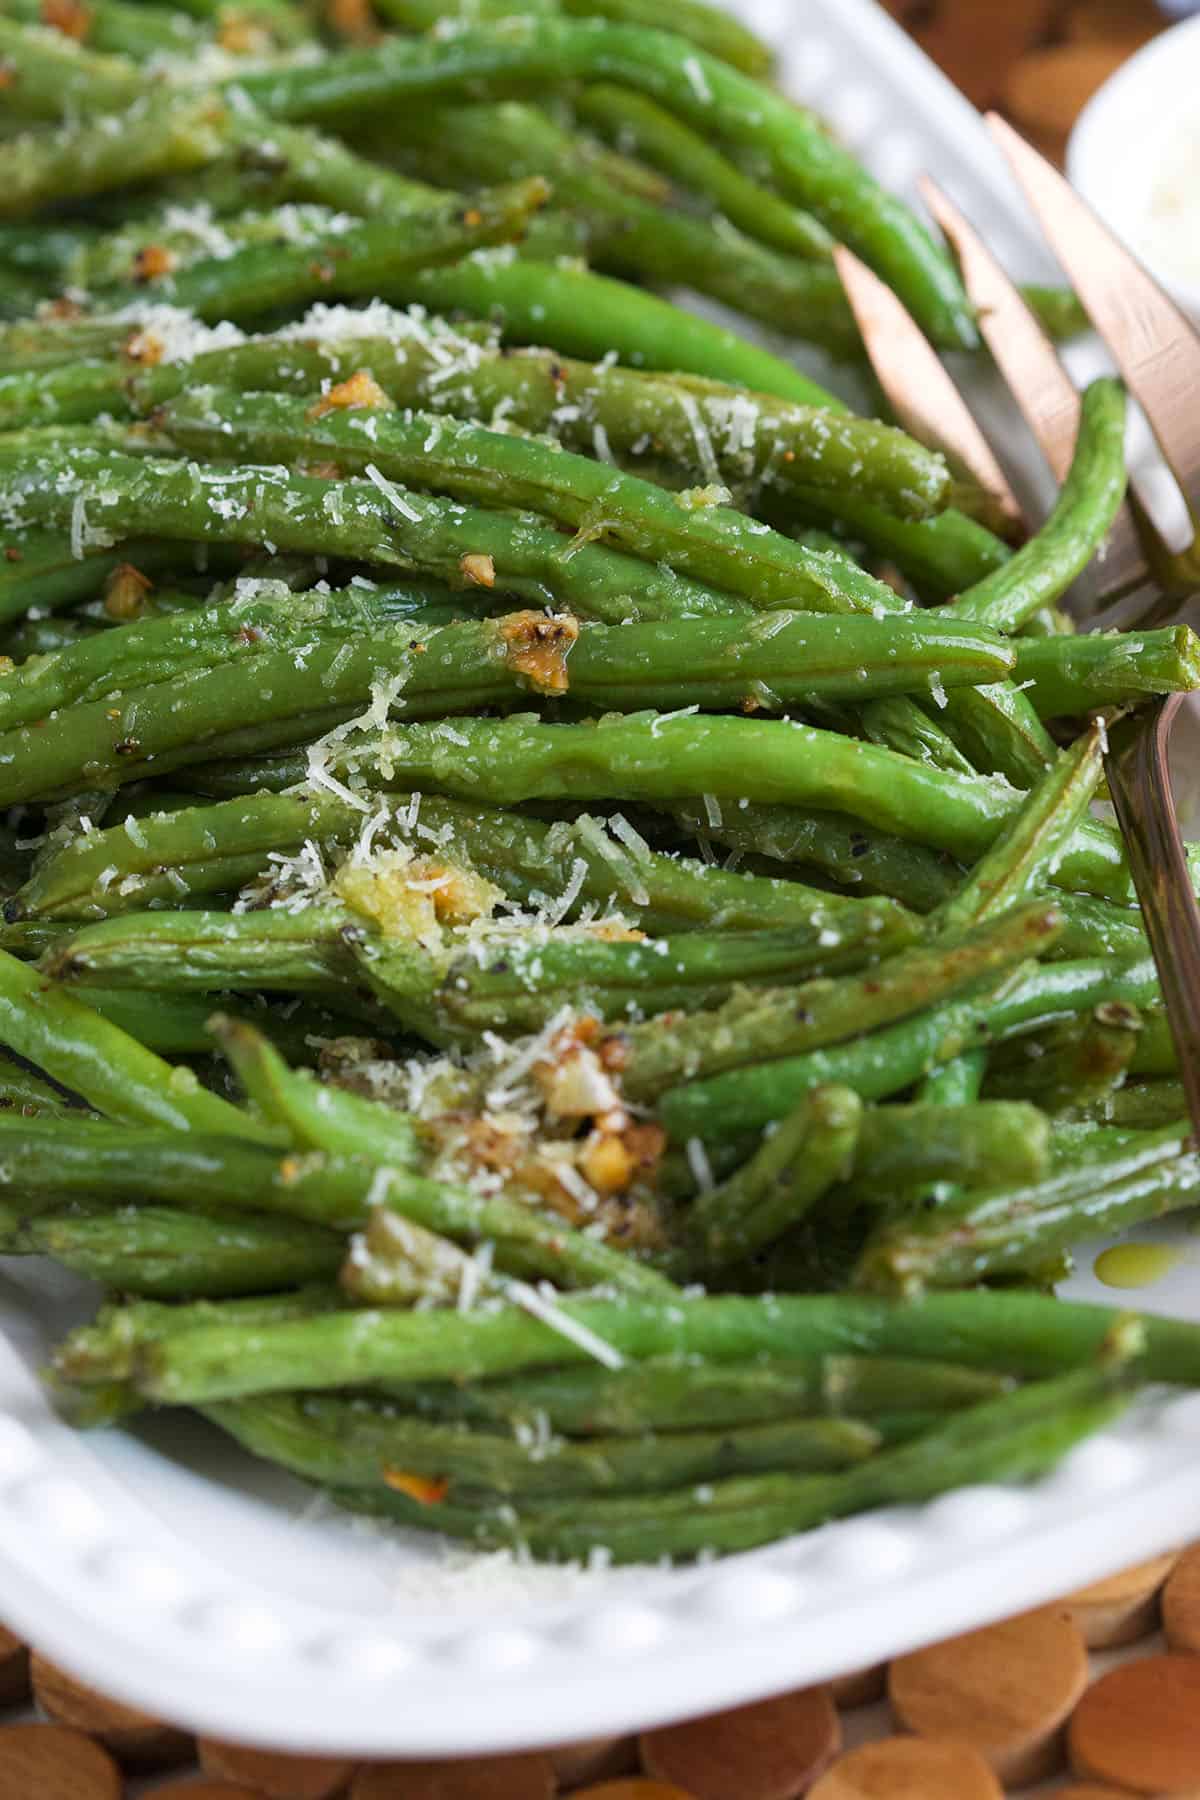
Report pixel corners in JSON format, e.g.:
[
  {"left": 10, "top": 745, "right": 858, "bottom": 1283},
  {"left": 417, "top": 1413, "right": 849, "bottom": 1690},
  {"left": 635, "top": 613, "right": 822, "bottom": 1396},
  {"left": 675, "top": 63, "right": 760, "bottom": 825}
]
[{"left": 1105, "top": 695, "right": 1200, "bottom": 1144}]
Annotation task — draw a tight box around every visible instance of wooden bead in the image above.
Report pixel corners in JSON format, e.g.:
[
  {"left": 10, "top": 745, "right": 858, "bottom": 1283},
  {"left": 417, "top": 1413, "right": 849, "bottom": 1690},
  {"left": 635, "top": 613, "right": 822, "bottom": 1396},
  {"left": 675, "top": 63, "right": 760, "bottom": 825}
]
[
  {"left": 828, "top": 1667, "right": 886, "bottom": 1710},
  {"left": 1063, "top": 1552, "right": 1179, "bottom": 1648},
  {"left": 1163, "top": 1543, "right": 1200, "bottom": 1655},
  {"left": 0, "top": 1722, "right": 122, "bottom": 1799},
  {"left": 548, "top": 1738, "right": 640, "bottom": 1789},
  {"left": 877, "top": 0, "right": 1058, "bottom": 109},
  {"left": 1069, "top": 1654, "right": 1200, "bottom": 1794},
  {"left": 641, "top": 1688, "right": 840, "bottom": 1800},
  {"left": 31, "top": 1653, "right": 191, "bottom": 1768},
  {"left": 888, "top": 1606, "right": 1088, "bottom": 1788},
  {"left": 0, "top": 1628, "right": 29, "bottom": 1707},
  {"left": 1004, "top": 44, "right": 1133, "bottom": 139},
  {"left": 1055, "top": 1788, "right": 1141, "bottom": 1800},
  {"left": 807, "top": 1736, "right": 1003, "bottom": 1800},
  {"left": 350, "top": 1752, "right": 556, "bottom": 1798},
  {"left": 570, "top": 1787, "right": 695, "bottom": 1800},
  {"left": 148, "top": 1785, "right": 263, "bottom": 1799},
  {"left": 1062, "top": 0, "right": 1163, "bottom": 47},
  {"left": 198, "top": 1739, "right": 355, "bottom": 1798}
]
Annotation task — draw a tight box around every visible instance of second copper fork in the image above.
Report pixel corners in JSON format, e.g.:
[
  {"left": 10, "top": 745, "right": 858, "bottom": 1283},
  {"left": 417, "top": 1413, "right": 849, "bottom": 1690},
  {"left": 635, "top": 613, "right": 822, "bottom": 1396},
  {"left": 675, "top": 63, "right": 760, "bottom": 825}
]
[{"left": 836, "top": 121, "right": 1200, "bottom": 1135}]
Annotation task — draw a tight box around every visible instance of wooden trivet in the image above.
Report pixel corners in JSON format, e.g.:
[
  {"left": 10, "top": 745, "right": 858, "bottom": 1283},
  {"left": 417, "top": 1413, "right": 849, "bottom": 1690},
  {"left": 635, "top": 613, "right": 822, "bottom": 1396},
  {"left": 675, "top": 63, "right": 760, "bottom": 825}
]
[{"left": 0, "top": 1542, "right": 1192, "bottom": 1796}]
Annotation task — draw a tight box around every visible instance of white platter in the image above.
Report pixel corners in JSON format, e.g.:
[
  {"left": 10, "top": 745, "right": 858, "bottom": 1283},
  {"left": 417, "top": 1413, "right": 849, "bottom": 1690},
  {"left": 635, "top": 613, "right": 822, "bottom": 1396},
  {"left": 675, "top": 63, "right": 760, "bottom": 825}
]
[{"left": 2, "top": 0, "right": 1200, "bottom": 1758}]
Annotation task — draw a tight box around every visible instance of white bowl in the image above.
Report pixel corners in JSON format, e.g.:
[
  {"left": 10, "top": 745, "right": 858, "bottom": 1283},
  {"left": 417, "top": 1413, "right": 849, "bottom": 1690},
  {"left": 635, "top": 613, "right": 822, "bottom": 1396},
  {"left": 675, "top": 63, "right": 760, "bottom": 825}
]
[{"left": 1069, "top": 14, "right": 1200, "bottom": 321}]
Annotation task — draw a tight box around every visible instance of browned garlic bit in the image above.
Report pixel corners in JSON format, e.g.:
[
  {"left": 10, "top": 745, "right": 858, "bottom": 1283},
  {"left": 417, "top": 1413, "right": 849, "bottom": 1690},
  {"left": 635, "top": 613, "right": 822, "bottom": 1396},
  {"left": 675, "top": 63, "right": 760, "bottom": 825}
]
[
  {"left": 103, "top": 562, "right": 154, "bottom": 622},
  {"left": 459, "top": 551, "right": 497, "bottom": 588},
  {"left": 500, "top": 609, "right": 580, "bottom": 695},
  {"left": 306, "top": 369, "right": 393, "bottom": 420}
]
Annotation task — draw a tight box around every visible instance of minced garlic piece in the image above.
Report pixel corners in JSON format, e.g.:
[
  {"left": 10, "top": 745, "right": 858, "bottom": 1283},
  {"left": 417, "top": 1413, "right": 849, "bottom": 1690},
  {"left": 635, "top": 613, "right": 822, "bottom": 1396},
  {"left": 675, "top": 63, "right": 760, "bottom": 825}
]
[
  {"left": 306, "top": 369, "right": 393, "bottom": 420},
  {"left": 499, "top": 609, "right": 579, "bottom": 695}
]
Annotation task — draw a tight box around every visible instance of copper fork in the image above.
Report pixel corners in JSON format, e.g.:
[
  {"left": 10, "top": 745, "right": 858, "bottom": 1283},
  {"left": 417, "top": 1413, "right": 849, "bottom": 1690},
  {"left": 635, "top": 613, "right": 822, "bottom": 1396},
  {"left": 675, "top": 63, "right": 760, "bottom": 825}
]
[{"left": 834, "top": 119, "right": 1200, "bottom": 1135}]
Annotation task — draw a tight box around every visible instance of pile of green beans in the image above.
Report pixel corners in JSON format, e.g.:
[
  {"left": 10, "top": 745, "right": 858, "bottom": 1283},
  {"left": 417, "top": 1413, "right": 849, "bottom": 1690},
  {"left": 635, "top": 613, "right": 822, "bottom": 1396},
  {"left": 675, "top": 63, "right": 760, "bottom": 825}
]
[{"left": 0, "top": 0, "right": 1197, "bottom": 1568}]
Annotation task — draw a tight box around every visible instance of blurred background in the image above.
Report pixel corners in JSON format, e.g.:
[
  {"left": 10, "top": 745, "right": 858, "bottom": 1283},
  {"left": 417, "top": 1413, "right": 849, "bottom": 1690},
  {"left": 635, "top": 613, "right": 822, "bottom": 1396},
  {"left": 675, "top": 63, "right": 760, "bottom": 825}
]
[{"left": 879, "top": 0, "right": 1175, "bottom": 163}]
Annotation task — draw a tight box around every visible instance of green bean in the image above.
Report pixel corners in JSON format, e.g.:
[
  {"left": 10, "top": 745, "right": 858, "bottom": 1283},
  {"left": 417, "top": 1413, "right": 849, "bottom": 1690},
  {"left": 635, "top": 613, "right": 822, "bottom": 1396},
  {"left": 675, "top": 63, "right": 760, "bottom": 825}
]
[
  {"left": 14, "top": 1204, "right": 345, "bottom": 1298},
  {"left": 374, "top": 0, "right": 775, "bottom": 76},
  {"left": 4, "top": 0, "right": 206, "bottom": 58},
  {"left": 331, "top": 1353, "right": 1137, "bottom": 1561},
  {"left": 0, "top": 532, "right": 230, "bottom": 627},
  {"left": 948, "top": 380, "right": 1129, "bottom": 633},
  {"left": 671, "top": 799, "right": 963, "bottom": 914},
  {"left": 618, "top": 901, "right": 1062, "bottom": 1105},
  {"left": 0, "top": 15, "right": 146, "bottom": 119},
  {"left": 0, "top": 90, "right": 232, "bottom": 216},
  {"left": 380, "top": 100, "right": 861, "bottom": 352},
  {"left": 853, "top": 696, "right": 976, "bottom": 775},
  {"left": 575, "top": 83, "right": 828, "bottom": 258},
  {"left": 399, "top": 798, "right": 911, "bottom": 937},
  {"left": 96, "top": 179, "right": 548, "bottom": 323},
  {"left": 659, "top": 954, "right": 1163, "bottom": 1141},
  {"left": 89, "top": 1282, "right": 1179, "bottom": 1401},
  {"left": 380, "top": 1354, "right": 1014, "bottom": 1437},
  {"left": 205, "top": 1392, "right": 879, "bottom": 1501},
  {"left": 982, "top": 1001, "right": 1144, "bottom": 1114},
  {"left": 798, "top": 496, "right": 1012, "bottom": 603},
  {"left": 858, "top": 1125, "right": 1195, "bottom": 1294},
  {"left": 0, "top": 447, "right": 746, "bottom": 634},
  {"left": 401, "top": 256, "right": 847, "bottom": 409},
  {"left": 131, "top": 330, "right": 949, "bottom": 514},
  {"left": 0, "top": 945, "right": 274, "bottom": 1137},
  {"left": 0, "top": 1113, "right": 674, "bottom": 1295},
  {"left": 1068, "top": 1078, "right": 1187, "bottom": 1129},
  {"left": 234, "top": 19, "right": 976, "bottom": 350},
  {"left": 12, "top": 791, "right": 366, "bottom": 919},
  {"left": 160, "top": 388, "right": 950, "bottom": 606},
  {"left": 1012, "top": 625, "right": 1200, "bottom": 718},
  {"left": 203, "top": 713, "right": 1141, "bottom": 901},
  {"left": 935, "top": 722, "right": 1106, "bottom": 935},
  {"left": 684, "top": 1084, "right": 861, "bottom": 1268}
]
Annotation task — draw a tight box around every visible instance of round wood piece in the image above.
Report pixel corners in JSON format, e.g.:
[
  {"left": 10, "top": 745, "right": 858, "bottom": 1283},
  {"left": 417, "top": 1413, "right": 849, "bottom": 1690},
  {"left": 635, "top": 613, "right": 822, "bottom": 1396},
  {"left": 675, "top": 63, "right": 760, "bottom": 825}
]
[
  {"left": 1063, "top": 1552, "right": 1179, "bottom": 1648},
  {"left": 350, "top": 1752, "right": 555, "bottom": 1798},
  {"left": 198, "top": 1739, "right": 355, "bottom": 1798},
  {"left": 32, "top": 1653, "right": 191, "bottom": 1768},
  {"left": 0, "top": 1722, "right": 122, "bottom": 1800},
  {"left": 889, "top": 1606, "right": 1088, "bottom": 1788},
  {"left": 149, "top": 1785, "right": 263, "bottom": 1799},
  {"left": 1069, "top": 1654, "right": 1200, "bottom": 1794},
  {"left": 807, "top": 1736, "right": 1003, "bottom": 1800},
  {"left": 1163, "top": 1543, "right": 1200, "bottom": 1655},
  {"left": 828, "top": 1667, "right": 886, "bottom": 1710},
  {"left": 1004, "top": 43, "right": 1134, "bottom": 137},
  {"left": 571, "top": 1787, "right": 695, "bottom": 1800},
  {"left": 549, "top": 1738, "right": 640, "bottom": 1789},
  {"left": 1056, "top": 1788, "right": 1143, "bottom": 1800},
  {"left": 641, "top": 1688, "right": 840, "bottom": 1800},
  {"left": 0, "top": 1628, "right": 29, "bottom": 1707}
]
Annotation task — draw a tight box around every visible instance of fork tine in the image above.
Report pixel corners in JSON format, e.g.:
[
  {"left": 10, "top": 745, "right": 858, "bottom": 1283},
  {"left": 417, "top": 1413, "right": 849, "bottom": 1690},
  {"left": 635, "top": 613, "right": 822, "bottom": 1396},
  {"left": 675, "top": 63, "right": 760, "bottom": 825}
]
[
  {"left": 918, "top": 176, "right": 1080, "bottom": 485},
  {"left": 920, "top": 175, "right": 1150, "bottom": 613},
  {"left": 986, "top": 112, "right": 1200, "bottom": 521},
  {"left": 832, "top": 244, "right": 1026, "bottom": 540}
]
